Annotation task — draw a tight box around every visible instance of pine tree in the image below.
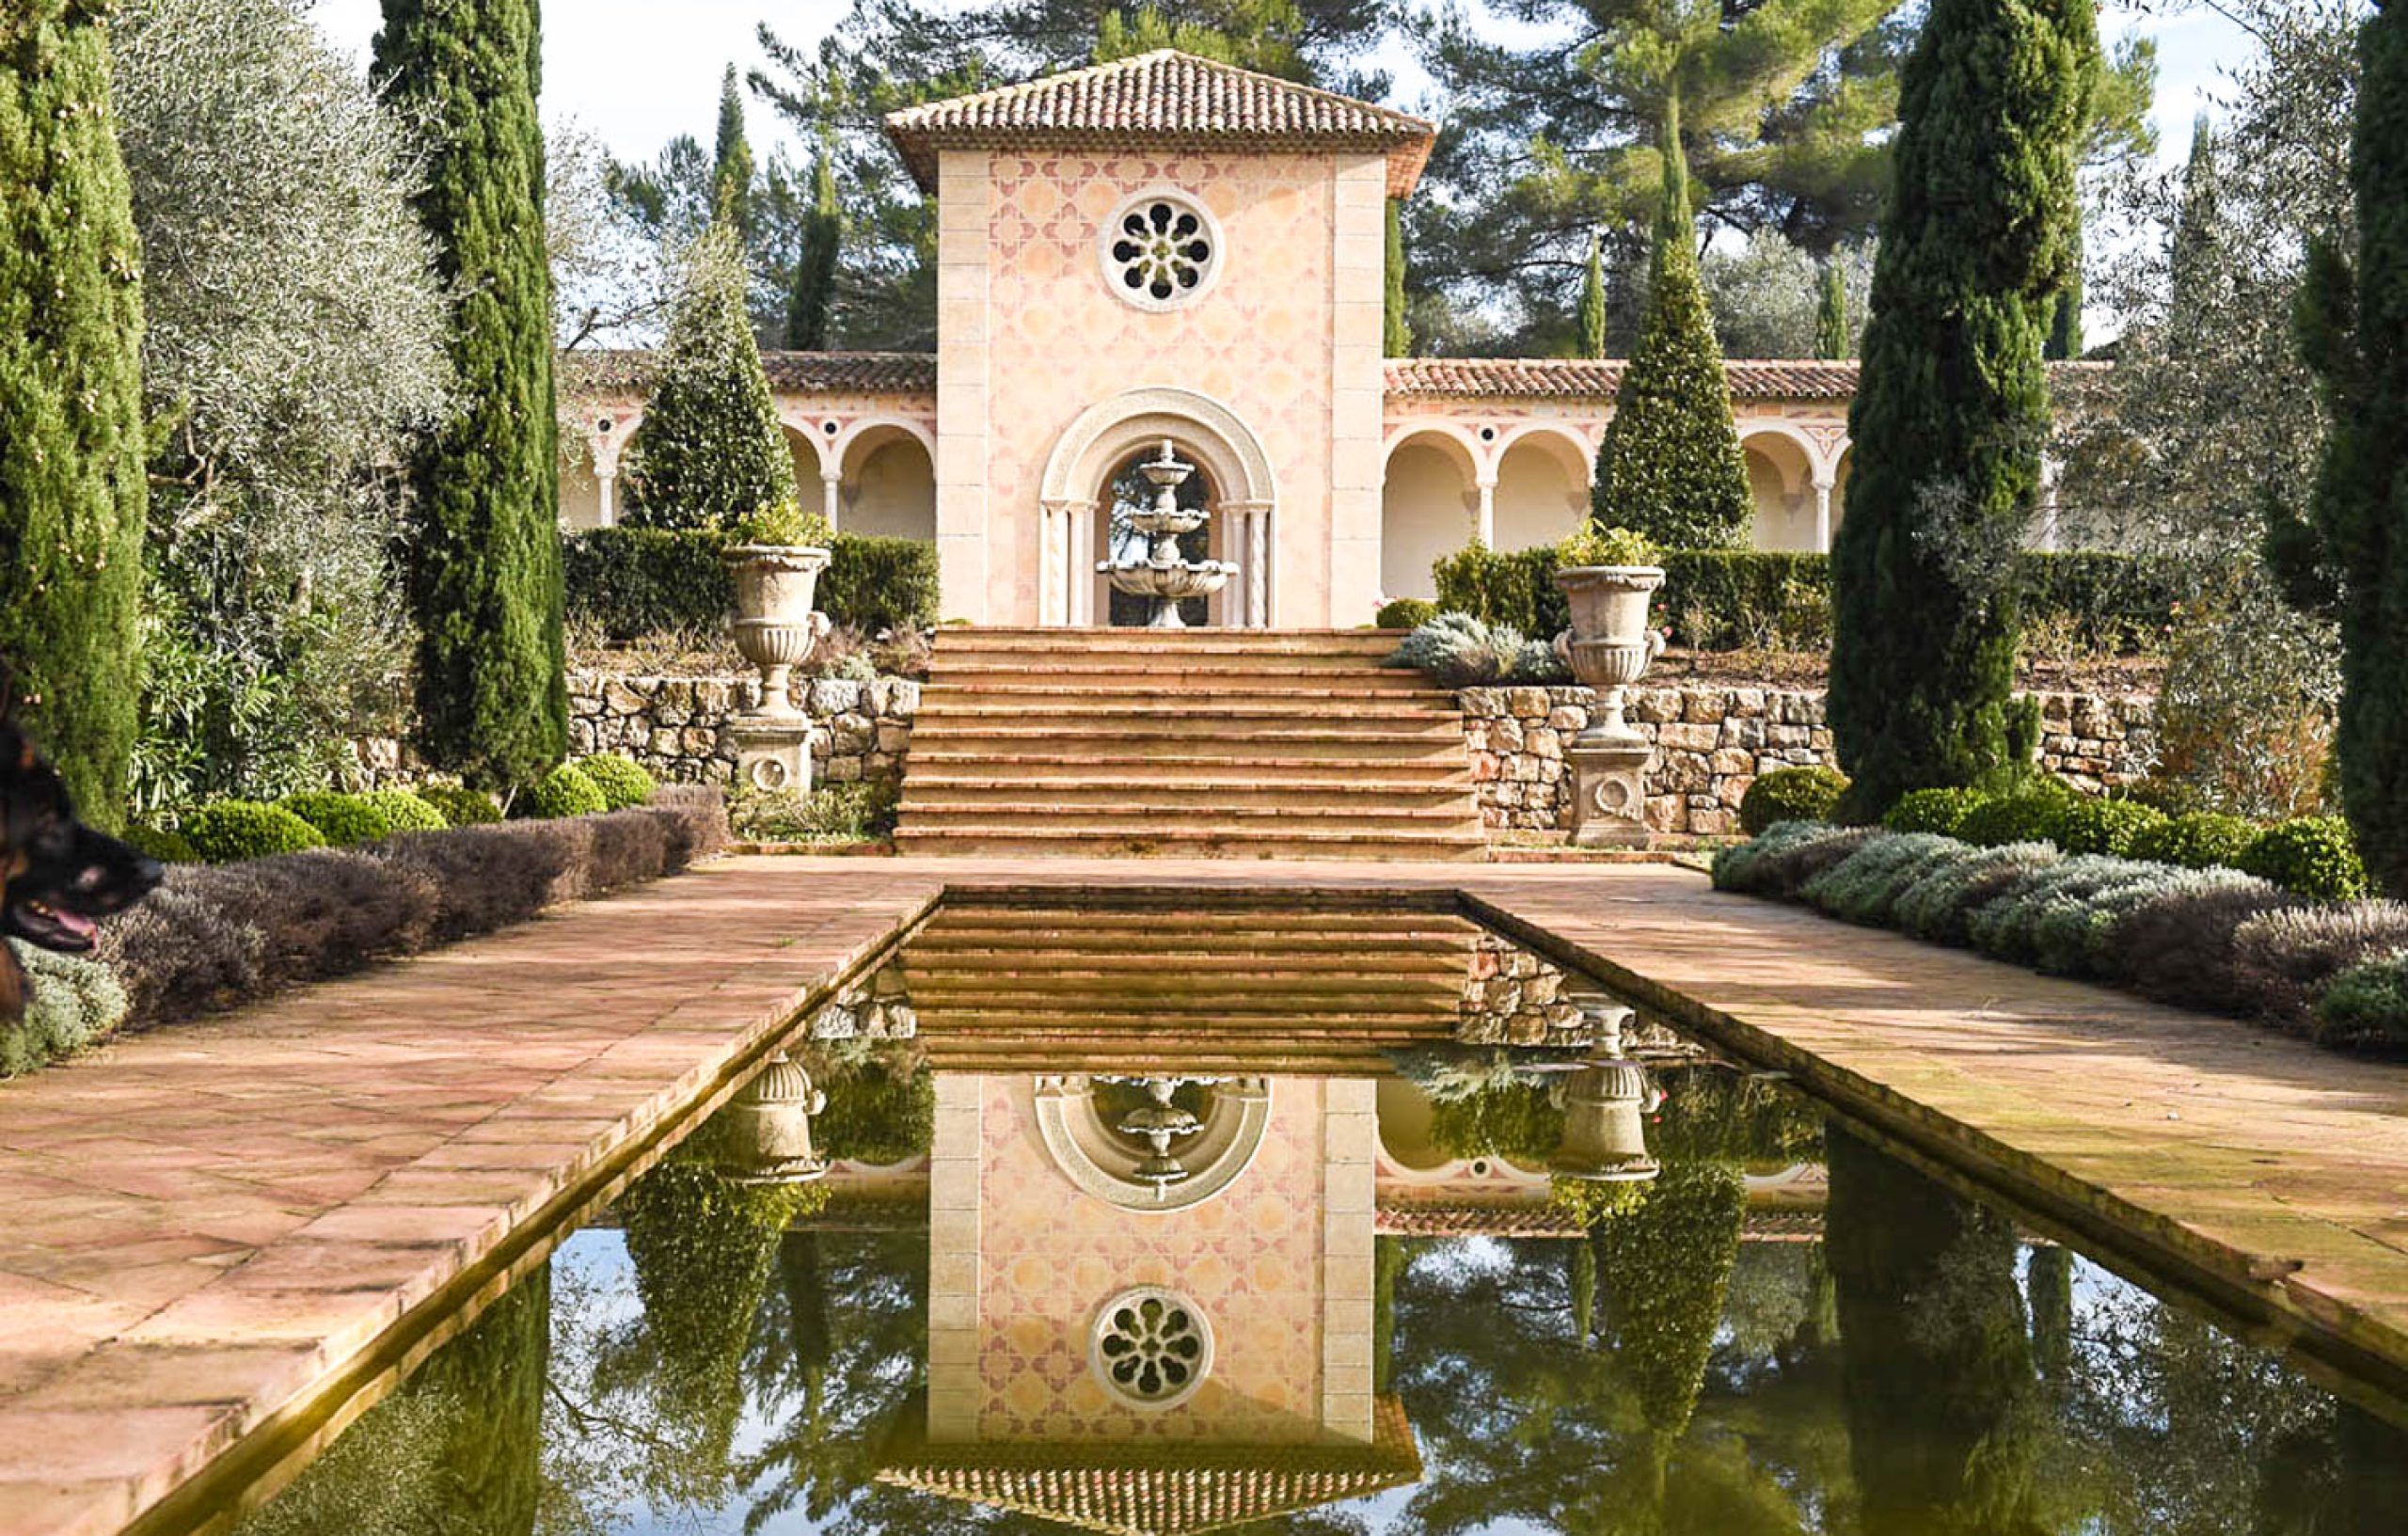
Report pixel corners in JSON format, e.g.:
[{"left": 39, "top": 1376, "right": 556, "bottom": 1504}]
[
  {"left": 626, "top": 225, "right": 800, "bottom": 531},
  {"left": 1816, "top": 261, "right": 1849, "bottom": 359},
  {"left": 0, "top": 1, "right": 148, "bottom": 825},
  {"left": 788, "top": 127, "right": 842, "bottom": 352},
  {"left": 374, "top": 0, "right": 563, "bottom": 791},
  {"left": 1577, "top": 230, "right": 1608, "bottom": 359},
  {"left": 1384, "top": 198, "right": 1412, "bottom": 357},
  {"left": 1827, "top": 0, "right": 2098, "bottom": 818},
  {"left": 1592, "top": 110, "right": 1752, "bottom": 549},
  {"left": 711, "top": 64, "right": 754, "bottom": 240},
  {"left": 2294, "top": 4, "right": 2408, "bottom": 895}
]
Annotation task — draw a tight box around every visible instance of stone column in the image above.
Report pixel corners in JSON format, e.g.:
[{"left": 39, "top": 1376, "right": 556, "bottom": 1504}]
[
  {"left": 821, "top": 467, "right": 844, "bottom": 532},
  {"left": 1221, "top": 499, "right": 1272, "bottom": 627},
  {"left": 1039, "top": 498, "right": 1085, "bottom": 626},
  {"left": 593, "top": 434, "right": 626, "bottom": 529},
  {"left": 1812, "top": 476, "right": 1833, "bottom": 553},
  {"left": 1475, "top": 478, "right": 1497, "bottom": 548}
]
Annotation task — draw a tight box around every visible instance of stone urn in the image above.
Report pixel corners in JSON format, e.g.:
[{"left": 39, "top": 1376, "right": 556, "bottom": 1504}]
[
  {"left": 723, "top": 542, "right": 832, "bottom": 793},
  {"left": 714, "top": 1051, "right": 831, "bottom": 1185},
  {"left": 1549, "top": 1061, "right": 1660, "bottom": 1184},
  {"left": 1553, "top": 563, "right": 1668, "bottom": 847}
]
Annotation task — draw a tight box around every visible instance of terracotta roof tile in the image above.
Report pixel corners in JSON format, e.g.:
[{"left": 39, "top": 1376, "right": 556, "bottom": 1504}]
[
  {"left": 1385, "top": 356, "right": 2108, "bottom": 403},
  {"left": 885, "top": 49, "right": 1435, "bottom": 196},
  {"left": 1376, "top": 1201, "right": 1587, "bottom": 1239},
  {"left": 558, "top": 349, "right": 938, "bottom": 397}
]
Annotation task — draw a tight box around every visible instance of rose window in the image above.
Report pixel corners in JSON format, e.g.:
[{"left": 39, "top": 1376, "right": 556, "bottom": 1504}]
[
  {"left": 1091, "top": 1287, "right": 1213, "bottom": 1407},
  {"left": 1102, "top": 194, "right": 1220, "bottom": 310}
]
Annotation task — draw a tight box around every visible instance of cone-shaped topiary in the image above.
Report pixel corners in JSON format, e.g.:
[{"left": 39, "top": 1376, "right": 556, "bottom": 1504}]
[
  {"left": 624, "top": 223, "right": 800, "bottom": 532},
  {"left": 374, "top": 0, "right": 565, "bottom": 793},
  {"left": 1591, "top": 105, "right": 1752, "bottom": 550},
  {"left": 2289, "top": 6, "right": 2408, "bottom": 896},
  {"left": 1827, "top": 0, "right": 2098, "bottom": 818},
  {"left": 0, "top": 1, "right": 149, "bottom": 826}
]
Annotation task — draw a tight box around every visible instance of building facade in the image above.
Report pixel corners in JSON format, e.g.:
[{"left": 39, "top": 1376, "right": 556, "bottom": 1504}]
[{"left": 557, "top": 52, "right": 1928, "bottom": 626}]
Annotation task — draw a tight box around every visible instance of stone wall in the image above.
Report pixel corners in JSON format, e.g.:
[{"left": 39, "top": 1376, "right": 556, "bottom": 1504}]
[
  {"left": 565, "top": 671, "right": 919, "bottom": 788},
  {"left": 1459, "top": 685, "right": 2155, "bottom": 837}
]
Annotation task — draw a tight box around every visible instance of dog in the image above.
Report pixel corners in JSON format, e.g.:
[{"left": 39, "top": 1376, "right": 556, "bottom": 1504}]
[{"left": 0, "top": 705, "right": 164, "bottom": 1018}]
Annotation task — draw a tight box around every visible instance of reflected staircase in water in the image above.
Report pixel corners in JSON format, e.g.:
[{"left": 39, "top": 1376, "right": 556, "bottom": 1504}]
[
  {"left": 898, "top": 899, "right": 1481, "bottom": 1074},
  {"left": 893, "top": 628, "right": 1488, "bottom": 860}
]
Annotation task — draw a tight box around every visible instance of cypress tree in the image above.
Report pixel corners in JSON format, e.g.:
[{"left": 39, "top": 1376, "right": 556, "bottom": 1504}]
[
  {"left": 1815, "top": 261, "right": 1849, "bottom": 359},
  {"left": 2296, "top": 3, "right": 2408, "bottom": 895},
  {"left": 2169, "top": 118, "right": 2225, "bottom": 337},
  {"left": 2046, "top": 262, "right": 2084, "bottom": 359},
  {"left": 1384, "top": 198, "right": 1412, "bottom": 357},
  {"left": 787, "top": 123, "right": 840, "bottom": 352},
  {"left": 711, "top": 63, "right": 753, "bottom": 241},
  {"left": 374, "top": 0, "right": 564, "bottom": 791},
  {"left": 1827, "top": 0, "right": 2098, "bottom": 817},
  {"left": 626, "top": 225, "right": 800, "bottom": 530},
  {"left": 1591, "top": 107, "right": 1752, "bottom": 548},
  {"left": 1577, "top": 230, "right": 1608, "bottom": 358},
  {"left": 0, "top": 1, "right": 147, "bottom": 825}
]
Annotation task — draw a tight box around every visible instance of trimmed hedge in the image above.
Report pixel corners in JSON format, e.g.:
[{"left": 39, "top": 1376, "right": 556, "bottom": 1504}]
[
  {"left": 1431, "top": 544, "right": 2178, "bottom": 652},
  {"left": 280, "top": 789, "right": 451, "bottom": 847},
  {"left": 2237, "top": 816, "right": 2370, "bottom": 903},
  {"left": 93, "top": 786, "right": 730, "bottom": 1035},
  {"left": 1882, "top": 786, "right": 1992, "bottom": 837},
  {"left": 183, "top": 801, "right": 326, "bottom": 862},
  {"left": 1713, "top": 821, "right": 2408, "bottom": 1057},
  {"left": 563, "top": 527, "right": 941, "bottom": 640},
  {"left": 419, "top": 784, "right": 502, "bottom": 827},
  {"left": 577, "top": 752, "right": 657, "bottom": 811},
  {"left": 524, "top": 763, "right": 608, "bottom": 819},
  {"left": 1375, "top": 597, "right": 1438, "bottom": 630},
  {"left": 2130, "top": 811, "right": 2258, "bottom": 870},
  {"left": 1738, "top": 766, "right": 1847, "bottom": 835}
]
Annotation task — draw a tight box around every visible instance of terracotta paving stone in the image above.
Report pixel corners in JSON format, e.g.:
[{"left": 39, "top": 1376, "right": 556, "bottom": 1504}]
[{"left": 8, "top": 855, "right": 2408, "bottom": 1533}]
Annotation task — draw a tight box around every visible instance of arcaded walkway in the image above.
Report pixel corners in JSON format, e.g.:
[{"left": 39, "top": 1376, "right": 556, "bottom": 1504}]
[{"left": 6, "top": 856, "right": 2408, "bottom": 1532}]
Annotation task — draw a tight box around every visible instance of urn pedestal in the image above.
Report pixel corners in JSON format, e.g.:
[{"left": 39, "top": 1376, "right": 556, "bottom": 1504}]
[
  {"left": 715, "top": 1052, "right": 831, "bottom": 1185},
  {"left": 1553, "top": 564, "right": 1668, "bottom": 848},
  {"left": 723, "top": 543, "right": 832, "bottom": 793}
]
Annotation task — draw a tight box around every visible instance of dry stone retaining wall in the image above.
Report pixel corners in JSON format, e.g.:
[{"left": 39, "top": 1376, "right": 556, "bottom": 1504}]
[
  {"left": 1460, "top": 686, "right": 2154, "bottom": 837},
  {"left": 566, "top": 672, "right": 920, "bottom": 787}
]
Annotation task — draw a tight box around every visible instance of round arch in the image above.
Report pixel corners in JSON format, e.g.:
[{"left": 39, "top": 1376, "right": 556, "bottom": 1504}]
[
  {"left": 1491, "top": 424, "right": 1593, "bottom": 553},
  {"left": 1381, "top": 427, "right": 1482, "bottom": 602},
  {"left": 832, "top": 414, "right": 938, "bottom": 472},
  {"left": 1038, "top": 387, "right": 1279, "bottom": 626},
  {"left": 835, "top": 420, "right": 938, "bottom": 542},
  {"left": 1492, "top": 421, "right": 1593, "bottom": 484},
  {"left": 1033, "top": 1075, "right": 1275, "bottom": 1212},
  {"left": 1739, "top": 423, "right": 1824, "bottom": 553},
  {"left": 1381, "top": 422, "right": 1484, "bottom": 483}
]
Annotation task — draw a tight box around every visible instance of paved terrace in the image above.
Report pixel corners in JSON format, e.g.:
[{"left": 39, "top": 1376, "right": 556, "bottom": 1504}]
[{"left": 6, "top": 856, "right": 2408, "bottom": 1532}]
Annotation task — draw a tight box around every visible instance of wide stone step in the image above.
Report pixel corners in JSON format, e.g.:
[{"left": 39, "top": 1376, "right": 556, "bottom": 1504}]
[
  {"left": 914, "top": 699, "right": 1462, "bottom": 725},
  {"left": 893, "top": 802, "right": 1480, "bottom": 833},
  {"left": 905, "top": 1008, "right": 1451, "bottom": 1033},
  {"left": 893, "top": 826, "right": 1487, "bottom": 861},
  {"left": 934, "top": 657, "right": 1423, "bottom": 682},
  {"left": 919, "top": 679, "right": 1452, "bottom": 705},
  {"left": 903, "top": 972, "right": 1468, "bottom": 1003},
  {"left": 939, "top": 628, "right": 1402, "bottom": 655},
  {"left": 906, "top": 741, "right": 1470, "bottom": 770},
  {"left": 922, "top": 1047, "right": 1403, "bottom": 1074},
  {"left": 901, "top": 781, "right": 1469, "bottom": 812}
]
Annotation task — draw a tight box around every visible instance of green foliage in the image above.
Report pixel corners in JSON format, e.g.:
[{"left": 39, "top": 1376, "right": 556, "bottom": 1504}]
[
  {"left": 2131, "top": 811, "right": 2260, "bottom": 870},
  {"left": 523, "top": 763, "right": 608, "bottom": 820},
  {"left": 577, "top": 752, "right": 657, "bottom": 811},
  {"left": 376, "top": 0, "right": 565, "bottom": 792},
  {"left": 1957, "top": 784, "right": 2079, "bottom": 848},
  {"left": 787, "top": 129, "right": 842, "bottom": 351},
  {"left": 815, "top": 1058, "right": 934, "bottom": 1164},
  {"left": 1815, "top": 260, "right": 1849, "bottom": 359},
  {"left": 709, "top": 65, "right": 752, "bottom": 235},
  {"left": 1711, "top": 820, "right": 1877, "bottom": 897},
  {"left": 1892, "top": 839, "right": 2062, "bottom": 945},
  {"left": 1965, "top": 854, "right": 2156, "bottom": 968},
  {"left": 2239, "top": 816, "right": 2372, "bottom": 902},
  {"left": 622, "top": 224, "right": 799, "bottom": 531},
  {"left": 729, "top": 780, "right": 899, "bottom": 843},
  {"left": 1550, "top": 1176, "right": 1646, "bottom": 1228},
  {"left": 1739, "top": 767, "right": 1848, "bottom": 836},
  {"left": 417, "top": 784, "right": 501, "bottom": 828},
  {"left": 2292, "top": 4, "right": 2408, "bottom": 895},
  {"left": 2, "top": 944, "right": 132, "bottom": 1078},
  {"left": 1884, "top": 786, "right": 1995, "bottom": 837},
  {"left": 119, "top": 823, "right": 197, "bottom": 864},
  {"left": 2054, "top": 798, "right": 2171, "bottom": 858},
  {"left": 1828, "top": 0, "right": 2099, "bottom": 818},
  {"left": 0, "top": 0, "right": 150, "bottom": 825},
  {"left": 365, "top": 789, "right": 448, "bottom": 833},
  {"left": 1577, "top": 230, "right": 1607, "bottom": 359},
  {"left": 1557, "top": 523, "right": 1658, "bottom": 569},
  {"left": 279, "top": 791, "right": 393, "bottom": 847},
  {"left": 562, "top": 528, "right": 939, "bottom": 640},
  {"left": 1593, "top": 1160, "right": 1747, "bottom": 1434},
  {"left": 1386, "top": 613, "right": 1562, "bottom": 689},
  {"left": 1800, "top": 832, "right": 1959, "bottom": 926},
  {"left": 1432, "top": 544, "right": 1569, "bottom": 640},
  {"left": 2312, "top": 953, "right": 2408, "bottom": 1052},
  {"left": 1592, "top": 116, "right": 1753, "bottom": 550},
  {"left": 1384, "top": 197, "right": 1412, "bottom": 356},
  {"left": 1375, "top": 597, "right": 1438, "bottom": 631},
  {"left": 1426, "top": 1076, "right": 1565, "bottom": 1164},
  {"left": 182, "top": 800, "right": 329, "bottom": 862}
]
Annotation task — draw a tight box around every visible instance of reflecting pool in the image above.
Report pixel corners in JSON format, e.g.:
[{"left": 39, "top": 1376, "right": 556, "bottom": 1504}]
[{"left": 232, "top": 896, "right": 2408, "bottom": 1535}]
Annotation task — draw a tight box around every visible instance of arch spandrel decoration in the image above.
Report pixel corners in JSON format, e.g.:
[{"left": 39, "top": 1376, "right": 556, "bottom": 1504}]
[{"left": 1033, "top": 1075, "right": 1274, "bottom": 1212}]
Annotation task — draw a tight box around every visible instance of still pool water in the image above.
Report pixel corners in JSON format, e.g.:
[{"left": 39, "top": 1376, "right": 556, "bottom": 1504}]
[{"left": 234, "top": 896, "right": 2408, "bottom": 1535}]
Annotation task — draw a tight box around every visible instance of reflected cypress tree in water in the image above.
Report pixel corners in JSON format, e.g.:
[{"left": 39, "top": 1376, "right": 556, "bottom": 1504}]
[
  {"left": 1825, "top": 1126, "right": 2055, "bottom": 1536},
  {"left": 2027, "top": 1245, "right": 2075, "bottom": 1390},
  {"left": 235, "top": 1267, "right": 551, "bottom": 1536},
  {"left": 1596, "top": 1161, "right": 1749, "bottom": 1437}
]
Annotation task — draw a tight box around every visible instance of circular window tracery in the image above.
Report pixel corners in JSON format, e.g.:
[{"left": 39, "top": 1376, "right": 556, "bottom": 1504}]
[
  {"left": 1091, "top": 1286, "right": 1214, "bottom": 1408},
  {"left": 1101, "top": 192, "right": 1222, "bottom": 311}
]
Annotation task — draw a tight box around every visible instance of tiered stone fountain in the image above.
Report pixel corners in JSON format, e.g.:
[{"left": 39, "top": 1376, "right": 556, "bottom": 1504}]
[{"left": 1099, "top": 440, "right": 1238, "bottom": 628}]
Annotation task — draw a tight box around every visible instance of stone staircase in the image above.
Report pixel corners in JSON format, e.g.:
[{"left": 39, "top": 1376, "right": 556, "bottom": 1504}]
[
  {"left": 898, "top": 898, "right": 1481, "bottom": 1073},
  {"left": 893, "top": 628, "right": 1486, "bottom": 861}
]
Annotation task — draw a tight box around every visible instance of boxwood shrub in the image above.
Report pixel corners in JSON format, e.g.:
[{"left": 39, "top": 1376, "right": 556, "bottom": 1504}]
[
  {"left": 1955, "top": 786, "right": 2076, "bottom": 848},
  {"left": 419, "top": 784, "right": 502, "bottom": 827},
  {"left": 2052, "top": 798, "right": 2170, "bottom": 858},
  {"left": 523, "top": 763, "right": 609, "bottom": 820},
  {"left": 1375, "top": 597, "right": 1438, "bottom": 630},
  {"left": 1738, "top": 766, "right": 1847, "bottom": 835},
  {"left": 577, "top": 752, "right": 657, "bottom": 811},
  {"left": 1882, "top": 786, "right": 1994, "bottom": 837},
  {"left": 183, "top": 801, "right": 327, "bottom": 862},
  {"left": 366, "top": 788, "right": 449, "bottom": 832},
  {"left": 2239, "top": 816, "right": 2371, "bottom": 902},
  {"left": 278, "top": 791, "right": 390, "bottom": 847},
  {"left": 2129, "top": 811, "right": 2259, "bottom": 870},
  {"left": 2313, "top": 954, "right": 2408, "bottom": 1051}
]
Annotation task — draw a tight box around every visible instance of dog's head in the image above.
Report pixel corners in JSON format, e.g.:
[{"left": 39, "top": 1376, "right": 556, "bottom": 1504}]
[{"left": 0, "top": 719, "right": 164, "bottom": 958}]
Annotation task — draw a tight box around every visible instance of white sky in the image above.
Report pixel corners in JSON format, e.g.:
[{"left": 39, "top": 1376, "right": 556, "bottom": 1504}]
[{"left": 309, "top": 1, "right": 2249, "bottom": 173}]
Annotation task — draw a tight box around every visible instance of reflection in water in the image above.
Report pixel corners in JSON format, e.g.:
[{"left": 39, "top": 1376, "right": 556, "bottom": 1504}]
[{"left": 238, "top": 900, "right": 2408, "bottom": 1535}]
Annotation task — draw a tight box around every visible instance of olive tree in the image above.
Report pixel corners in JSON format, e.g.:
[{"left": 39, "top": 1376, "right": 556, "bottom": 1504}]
[{"left": 111, "top": 0, "right": 450, "bottom": 808}]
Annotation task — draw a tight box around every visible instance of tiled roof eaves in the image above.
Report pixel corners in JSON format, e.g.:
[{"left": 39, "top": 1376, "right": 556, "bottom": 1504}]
[{"left": 1384, "top": 356, "right": 2108, "bottom": 403}]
